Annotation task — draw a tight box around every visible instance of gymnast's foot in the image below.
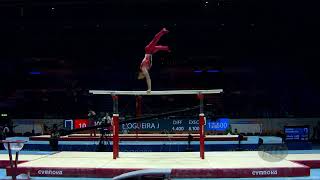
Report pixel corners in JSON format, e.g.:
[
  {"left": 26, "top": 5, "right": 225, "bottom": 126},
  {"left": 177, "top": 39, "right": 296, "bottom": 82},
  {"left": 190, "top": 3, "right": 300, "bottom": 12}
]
[{"left": 162, "top": 28, "right": 169, "bottom": 33}]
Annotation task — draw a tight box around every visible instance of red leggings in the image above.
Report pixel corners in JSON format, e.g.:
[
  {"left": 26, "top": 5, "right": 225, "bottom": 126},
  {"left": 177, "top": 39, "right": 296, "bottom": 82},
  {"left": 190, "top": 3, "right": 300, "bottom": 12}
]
[{"left": 145, "top": 29, "right": 170, "bottom": 54}]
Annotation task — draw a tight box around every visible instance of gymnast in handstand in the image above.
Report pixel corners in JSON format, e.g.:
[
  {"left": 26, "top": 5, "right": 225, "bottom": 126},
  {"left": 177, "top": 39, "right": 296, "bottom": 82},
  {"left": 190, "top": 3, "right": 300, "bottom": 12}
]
[{"left": 138, "top": 28, "right": 170, "bottom": 93}]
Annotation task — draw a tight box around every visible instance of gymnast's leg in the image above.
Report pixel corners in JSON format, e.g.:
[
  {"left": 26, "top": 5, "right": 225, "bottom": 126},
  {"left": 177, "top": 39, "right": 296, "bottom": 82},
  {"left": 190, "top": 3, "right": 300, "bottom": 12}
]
[{"left": 146, "top": 28, "right": 169, "bottom": 48}]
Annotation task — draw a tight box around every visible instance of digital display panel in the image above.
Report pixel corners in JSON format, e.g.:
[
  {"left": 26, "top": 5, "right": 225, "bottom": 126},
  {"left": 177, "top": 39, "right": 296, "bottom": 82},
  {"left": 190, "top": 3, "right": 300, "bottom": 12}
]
[{"left": 284, "top": 126, "right": 309, "bottom": 141}]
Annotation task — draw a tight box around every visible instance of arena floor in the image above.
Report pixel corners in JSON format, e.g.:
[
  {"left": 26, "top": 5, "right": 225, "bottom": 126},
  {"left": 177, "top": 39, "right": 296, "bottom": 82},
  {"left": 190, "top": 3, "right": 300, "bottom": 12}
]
[
  {"left": 0, "top": 136, "right": 318, "bottom": 179},
  {"left": 1, "top": 150, "right": 320, "bottom": 179}
]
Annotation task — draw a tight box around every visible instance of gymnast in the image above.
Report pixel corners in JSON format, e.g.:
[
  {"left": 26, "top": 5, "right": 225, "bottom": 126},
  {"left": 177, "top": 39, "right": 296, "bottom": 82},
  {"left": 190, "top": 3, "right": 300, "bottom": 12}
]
[{"left": 138, "top": 28, "right": 170, "bottom": 93}]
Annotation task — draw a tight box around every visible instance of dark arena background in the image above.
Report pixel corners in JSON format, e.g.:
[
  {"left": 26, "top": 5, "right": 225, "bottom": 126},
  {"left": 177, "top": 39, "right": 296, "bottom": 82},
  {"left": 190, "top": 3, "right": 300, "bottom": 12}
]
[{"left": 0, "top": 0, "right": 320, "bottom": 180}]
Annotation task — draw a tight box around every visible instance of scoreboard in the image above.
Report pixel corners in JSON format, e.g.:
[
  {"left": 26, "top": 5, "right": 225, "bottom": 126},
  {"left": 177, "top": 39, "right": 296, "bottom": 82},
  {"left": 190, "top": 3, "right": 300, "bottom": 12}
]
[
  {"left": 206, "top": 118, "right": 229, "bottom": 131},
  {"left": 121, "top": 117, "right": 230, "bottom": 132},
  {"left": 74, "top": 119, "right": 89, "bottom": 129},
  {"left": 284, "top": 126, "right": 309, "bottom": 141},
  {"left": 65, "top": 117, "right": 230, "bottom": 132}
]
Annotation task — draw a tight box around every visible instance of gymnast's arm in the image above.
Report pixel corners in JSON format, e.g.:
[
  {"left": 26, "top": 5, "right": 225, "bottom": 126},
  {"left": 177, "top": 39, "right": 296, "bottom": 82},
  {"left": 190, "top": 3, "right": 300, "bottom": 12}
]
[{"left": 141, "top": 67, "right": 151, "bottom": 93}]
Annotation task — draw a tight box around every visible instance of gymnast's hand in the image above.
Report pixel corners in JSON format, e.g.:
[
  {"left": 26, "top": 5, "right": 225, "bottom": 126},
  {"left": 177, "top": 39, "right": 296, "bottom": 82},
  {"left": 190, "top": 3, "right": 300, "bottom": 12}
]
[{"left": 147, "top": 89, "right": 151, "bottom": 94}]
